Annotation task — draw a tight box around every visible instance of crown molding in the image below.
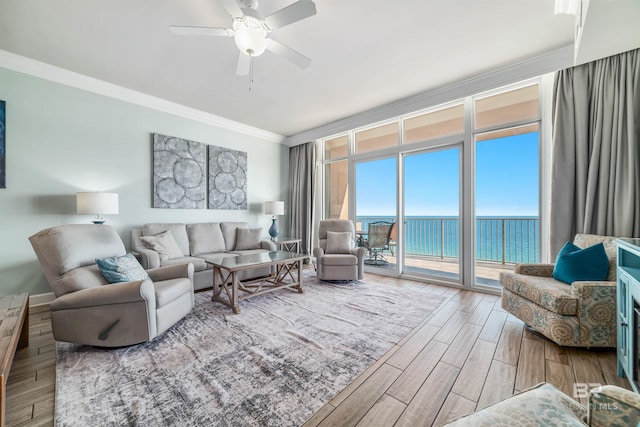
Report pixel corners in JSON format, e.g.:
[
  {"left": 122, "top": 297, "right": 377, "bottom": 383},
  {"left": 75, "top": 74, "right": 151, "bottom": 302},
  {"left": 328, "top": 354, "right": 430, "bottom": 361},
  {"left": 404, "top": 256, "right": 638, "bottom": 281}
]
[
  {"left": 285, "top": 45, "right": 574, "bottom": 146},
  {"left": 0, "top": 49, "right": 285, "bottom": 144}
]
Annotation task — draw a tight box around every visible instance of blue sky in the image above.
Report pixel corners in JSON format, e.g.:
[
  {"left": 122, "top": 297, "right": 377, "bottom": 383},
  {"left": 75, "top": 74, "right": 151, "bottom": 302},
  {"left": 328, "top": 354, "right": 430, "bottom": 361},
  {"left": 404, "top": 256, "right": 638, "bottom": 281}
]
[{"left": 355, "top": 132, "right": 539, "bottom": 217}]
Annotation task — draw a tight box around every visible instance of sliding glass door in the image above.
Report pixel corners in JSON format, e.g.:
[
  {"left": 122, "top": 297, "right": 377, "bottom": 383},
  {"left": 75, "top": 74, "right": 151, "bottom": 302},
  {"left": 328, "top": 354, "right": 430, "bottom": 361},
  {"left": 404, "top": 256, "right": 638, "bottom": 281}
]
[{"left": 403, "top": 147, "right": 461, "bottom": 281}]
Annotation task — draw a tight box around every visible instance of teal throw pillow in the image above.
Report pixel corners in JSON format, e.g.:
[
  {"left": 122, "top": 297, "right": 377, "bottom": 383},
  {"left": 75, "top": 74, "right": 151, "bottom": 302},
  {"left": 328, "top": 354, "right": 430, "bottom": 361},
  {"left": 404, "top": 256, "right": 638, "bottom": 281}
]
[
  {"left": 552, "top": 241, "right": 609, "bottom": 284},
  {"left": 96, "top": 253, "right": 150, "bottom": 284}
]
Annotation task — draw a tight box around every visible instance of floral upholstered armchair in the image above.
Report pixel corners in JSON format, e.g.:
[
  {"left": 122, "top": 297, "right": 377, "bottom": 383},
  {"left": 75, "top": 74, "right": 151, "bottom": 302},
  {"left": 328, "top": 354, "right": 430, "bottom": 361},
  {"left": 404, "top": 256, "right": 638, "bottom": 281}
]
[{"left": 500, "top": 234, "right": 617, "bottom": 347}]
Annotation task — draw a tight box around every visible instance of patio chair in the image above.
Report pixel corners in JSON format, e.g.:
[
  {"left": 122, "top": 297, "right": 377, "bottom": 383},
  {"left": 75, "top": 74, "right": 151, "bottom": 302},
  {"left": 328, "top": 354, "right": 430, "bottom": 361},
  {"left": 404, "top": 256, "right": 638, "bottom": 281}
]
[{"left": 362, "top": 221, "right": 395, "bottom": 265}]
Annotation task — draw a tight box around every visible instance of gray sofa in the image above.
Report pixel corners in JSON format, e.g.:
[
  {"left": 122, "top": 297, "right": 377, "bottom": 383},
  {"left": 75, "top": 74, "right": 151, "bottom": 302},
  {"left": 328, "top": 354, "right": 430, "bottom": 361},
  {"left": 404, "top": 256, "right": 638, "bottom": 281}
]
[
  {"left": 131, "top": 222, "right": 277, "bottom": 291},
  {"left": 29, "top": 224, "right": 194, "bottom": 347}
]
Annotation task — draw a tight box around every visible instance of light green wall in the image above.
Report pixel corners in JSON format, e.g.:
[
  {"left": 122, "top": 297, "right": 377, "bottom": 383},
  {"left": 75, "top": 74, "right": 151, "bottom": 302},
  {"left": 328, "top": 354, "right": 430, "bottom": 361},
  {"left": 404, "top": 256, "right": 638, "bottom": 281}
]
[{"left": 0, "top": 67, "right": 289, "bottom": 296}]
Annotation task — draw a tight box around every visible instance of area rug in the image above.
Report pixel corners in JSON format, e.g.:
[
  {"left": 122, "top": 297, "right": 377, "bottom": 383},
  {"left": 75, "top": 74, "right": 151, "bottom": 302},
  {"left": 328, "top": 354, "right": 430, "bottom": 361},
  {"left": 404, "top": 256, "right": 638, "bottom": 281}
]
[{"left": 55, "top": 271, "right": 448, "bottom": 426}]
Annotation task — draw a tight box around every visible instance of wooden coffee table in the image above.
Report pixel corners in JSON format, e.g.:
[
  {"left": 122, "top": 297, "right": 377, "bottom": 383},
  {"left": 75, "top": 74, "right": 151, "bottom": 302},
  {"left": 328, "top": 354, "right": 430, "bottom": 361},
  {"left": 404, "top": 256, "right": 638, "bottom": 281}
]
[{"left": 207, "top": 251, "right": 305, "bottom": 314}]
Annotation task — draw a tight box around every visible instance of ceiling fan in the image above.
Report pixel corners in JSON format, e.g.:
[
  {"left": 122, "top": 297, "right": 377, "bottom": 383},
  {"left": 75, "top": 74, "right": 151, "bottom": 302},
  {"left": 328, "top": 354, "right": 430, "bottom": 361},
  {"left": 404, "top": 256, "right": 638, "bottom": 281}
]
[{"left": 170, "top": 0, "right": 317, "bottom": 76}]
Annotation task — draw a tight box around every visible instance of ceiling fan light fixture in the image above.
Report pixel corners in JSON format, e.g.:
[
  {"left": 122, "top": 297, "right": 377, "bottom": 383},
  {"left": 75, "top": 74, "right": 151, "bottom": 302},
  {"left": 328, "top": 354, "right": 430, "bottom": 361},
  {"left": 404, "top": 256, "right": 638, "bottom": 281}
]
[{"left": 232, "top": 20, "right": 267, "bottom": 56}]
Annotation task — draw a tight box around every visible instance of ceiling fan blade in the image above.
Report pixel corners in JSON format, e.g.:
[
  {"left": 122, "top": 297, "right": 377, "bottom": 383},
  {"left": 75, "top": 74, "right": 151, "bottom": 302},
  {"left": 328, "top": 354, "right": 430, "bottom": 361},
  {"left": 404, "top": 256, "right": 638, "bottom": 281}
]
[
  {"left": 266, "top": 39, "right": 311, "bottom": 69},
  {"left": 170, "top": 26, "right": 233, "bottom": 37},
  {"left": 236, "top": 52, "right": 251, "bottom": 76},
  {"left": 219, "top": 0, "right": 244, "bottom": 17},
  {"left": 264, "top": 0, "right": 317, "bottom": 30}
]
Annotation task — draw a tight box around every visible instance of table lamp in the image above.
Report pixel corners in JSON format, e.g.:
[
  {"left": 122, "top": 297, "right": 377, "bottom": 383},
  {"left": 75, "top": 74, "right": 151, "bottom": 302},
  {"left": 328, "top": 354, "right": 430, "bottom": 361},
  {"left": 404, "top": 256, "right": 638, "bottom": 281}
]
[
  {"left": 265, "top": 200, "right": 284, "bottom": 239},
  {"left": 77, "top": 191, "right": 119, "bottom": 224}
]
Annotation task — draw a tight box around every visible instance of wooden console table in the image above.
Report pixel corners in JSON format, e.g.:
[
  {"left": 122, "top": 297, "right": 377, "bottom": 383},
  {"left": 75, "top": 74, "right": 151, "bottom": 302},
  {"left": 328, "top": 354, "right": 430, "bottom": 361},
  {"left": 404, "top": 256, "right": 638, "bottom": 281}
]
[{"left": 0, "top": 293, "right": 29, "bottom": 427}]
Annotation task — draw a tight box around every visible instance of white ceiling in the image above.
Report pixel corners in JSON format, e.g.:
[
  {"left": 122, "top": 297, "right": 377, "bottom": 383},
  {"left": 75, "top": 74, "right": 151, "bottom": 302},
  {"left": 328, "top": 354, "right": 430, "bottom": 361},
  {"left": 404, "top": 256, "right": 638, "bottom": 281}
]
[{"left": 0, "top": 0, "right": 575, "bottom": 138}]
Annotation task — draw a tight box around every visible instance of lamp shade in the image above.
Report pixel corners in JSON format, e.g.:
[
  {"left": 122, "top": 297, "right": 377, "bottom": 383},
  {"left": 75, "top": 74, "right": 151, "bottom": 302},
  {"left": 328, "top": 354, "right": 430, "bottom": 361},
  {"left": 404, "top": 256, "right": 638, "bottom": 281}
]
[
  {"left": 265, "top": 201, "right": 284, "bottom": 216},
  {"left": 77, "top": 192, "right": 119, "bottom": 215}
]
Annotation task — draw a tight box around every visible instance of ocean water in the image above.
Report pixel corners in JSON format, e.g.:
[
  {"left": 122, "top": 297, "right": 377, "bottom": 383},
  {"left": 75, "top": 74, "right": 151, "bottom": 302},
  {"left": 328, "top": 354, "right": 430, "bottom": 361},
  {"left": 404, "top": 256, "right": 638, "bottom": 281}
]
[{"left": 356, "top": 216, "right": 540, "bottom": 264}]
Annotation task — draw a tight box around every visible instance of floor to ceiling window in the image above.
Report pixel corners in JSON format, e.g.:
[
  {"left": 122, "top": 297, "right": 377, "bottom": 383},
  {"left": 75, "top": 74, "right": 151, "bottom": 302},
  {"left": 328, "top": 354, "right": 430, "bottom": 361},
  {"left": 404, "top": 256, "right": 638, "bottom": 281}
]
[
  {"left": 320, "top": 78, "right": 548, "bottom": 291},
  {"left": 473, "top": 84, "right": 541, "bottom": 287}
]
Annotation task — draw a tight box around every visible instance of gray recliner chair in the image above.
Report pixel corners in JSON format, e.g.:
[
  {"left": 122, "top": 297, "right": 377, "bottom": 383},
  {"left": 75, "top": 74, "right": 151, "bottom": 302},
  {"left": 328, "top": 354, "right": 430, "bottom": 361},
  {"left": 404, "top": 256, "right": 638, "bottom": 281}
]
[
  {"left": 314, "top": 219, "right": 366, "bottom": 281},
  {"left": 29, "top": 224, "right": 194, "bottom": 347}
]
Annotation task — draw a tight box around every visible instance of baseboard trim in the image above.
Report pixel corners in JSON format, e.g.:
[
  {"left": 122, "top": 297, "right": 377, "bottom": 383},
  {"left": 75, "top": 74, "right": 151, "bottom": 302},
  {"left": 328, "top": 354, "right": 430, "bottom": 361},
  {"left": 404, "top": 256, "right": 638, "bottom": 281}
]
[{"left": 30, "top": 292, "right": 55, "bottom": 307}]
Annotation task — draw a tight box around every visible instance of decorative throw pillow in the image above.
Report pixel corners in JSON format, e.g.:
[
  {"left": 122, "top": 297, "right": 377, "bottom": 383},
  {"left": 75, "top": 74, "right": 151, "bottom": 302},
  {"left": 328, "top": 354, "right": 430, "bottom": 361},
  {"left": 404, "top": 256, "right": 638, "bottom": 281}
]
[
  {"left": 96, "top": 253, "right": 150, "bottom": 284},
  {"left": 326, "top": 231, "right": 353, "bottom": 254},
  {"left": 139, "top": 230, "right": 184, "bottom": 261},
  {"left": 552, "top": 241, "right": 609, "bottom": 284},
  {"left": 235, "top": 227, "right": 263, "bottom": 250}
]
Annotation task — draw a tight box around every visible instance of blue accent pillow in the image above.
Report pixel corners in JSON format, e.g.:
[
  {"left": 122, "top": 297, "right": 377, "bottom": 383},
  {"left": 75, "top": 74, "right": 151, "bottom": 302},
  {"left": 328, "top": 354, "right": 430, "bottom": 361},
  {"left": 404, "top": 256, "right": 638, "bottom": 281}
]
[
  {"left": 96, "top": 253, "right": 150, "bottom": 284},
  {"left": 552, "top": 241, "right": 609, "bottom": 284}
]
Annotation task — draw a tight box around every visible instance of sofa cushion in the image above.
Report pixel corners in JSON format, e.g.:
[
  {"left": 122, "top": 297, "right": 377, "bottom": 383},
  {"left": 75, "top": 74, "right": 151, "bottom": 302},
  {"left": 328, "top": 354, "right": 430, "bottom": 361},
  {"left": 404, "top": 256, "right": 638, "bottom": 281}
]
[
  {"left": 160, "top": 256, "right": 207, "bottom": 272},
  {"left": 500, "top": 272, "right": 578, "bottom": 316},
  {"left": 143, "top": 223, "right": 190, "bottom": 256},
  {"left": 140, "top": 230, "right": 184, "bottom": 261},
  {"left": 326, "top": 231, "right": 353, "bottom": 254},
  {"left": 153, "top": 278, "right": 192, "bottom": 308},
  {"left": 95, "top": 253, "right": 150, "bottom": 284},
  {"left": 553, "top": 241, "right": 609, "bottom": 284},
  {"left": 187, "top": 223, "right": 226, "bottom": 255},
  {"left": 235, "top": 227, "right": 263, "bottom": 250},
  {"left": 321, "top": 254, "right": 358, "bottom": 266},
  {"left": 220, "top": 222, "right": 249, "bottom": 251}
]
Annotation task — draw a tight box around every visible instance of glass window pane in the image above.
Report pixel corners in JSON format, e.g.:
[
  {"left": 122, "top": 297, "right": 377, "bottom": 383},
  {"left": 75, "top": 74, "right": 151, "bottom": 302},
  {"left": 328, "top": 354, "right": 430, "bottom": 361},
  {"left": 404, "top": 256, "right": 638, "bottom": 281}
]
[
  {"left": 474, "top": 124, "right": 540, "bottom": 287},
  {"left": 325, "top": 135, "right": 349, "bottom": 159},
  {"left": 403, "top": 104, "right": 464, "bottom": 144},
  {"left": 355, "top": 157, "right": 397, "bottom": 270},
  {"left": 474, "top": 84, "right": 539, "bottom": 130},
  {"left": 324, "top": 160, "right": 349, "bottom": 219},
  {"left": 355, "top": 122, "right": 398, "bottom": 154}
]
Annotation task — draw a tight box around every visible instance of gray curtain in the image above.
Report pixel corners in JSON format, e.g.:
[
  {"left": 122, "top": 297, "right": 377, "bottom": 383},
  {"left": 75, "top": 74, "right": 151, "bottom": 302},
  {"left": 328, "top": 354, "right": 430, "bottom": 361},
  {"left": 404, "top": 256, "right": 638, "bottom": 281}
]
[
  {"left": 550, "top": 48, "right": 640, "bottom": 256},
  {"left": 288, "top": 142, "right": 316, "bottom": 259}
]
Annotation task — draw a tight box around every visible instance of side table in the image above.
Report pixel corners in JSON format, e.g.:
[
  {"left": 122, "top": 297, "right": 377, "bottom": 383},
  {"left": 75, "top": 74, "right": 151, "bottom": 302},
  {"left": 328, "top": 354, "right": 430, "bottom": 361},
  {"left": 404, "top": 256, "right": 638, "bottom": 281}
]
[
  {"left": 0, "top": 293, "right": 29, "bottom": 427},
  {"left": 271, "top": 236, "right": 302, "bottom": 253}
]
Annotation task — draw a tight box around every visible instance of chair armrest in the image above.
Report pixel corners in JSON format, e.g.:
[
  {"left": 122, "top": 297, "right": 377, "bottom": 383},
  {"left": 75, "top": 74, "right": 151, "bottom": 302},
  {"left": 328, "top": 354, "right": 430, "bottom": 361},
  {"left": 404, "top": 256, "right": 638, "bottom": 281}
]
[
  {"left": 134, "top": 247, "right": 161, "bottom": 269},
  {"left": 313, "top": 247, "right": 325, "bottom": 259},
  {"left": 351, "top": 246, "right": 367, "bottom": 260},
  {"left": 572, "top": 280, "right": 616, "bottom": 313},
  {"left": 131, "top": 228, "right": 160, "bottom": 268},
  {"left": 260, "top": 240, "right": 277, "bottom": 251},
  {"left": 572, "top": 280, "right": 616, "bottom": 298},
  {"left": 514, "top": 263, "right": 555, "bottom": 277},
  {"left": 588, "top": 385, "right": 640, "bottom": 427},
  {"left": 146, "top": 263, "right": 194, "bottom": 283},
  {"left": 50, "top": 280, "right": 155, "bottom": 311}
]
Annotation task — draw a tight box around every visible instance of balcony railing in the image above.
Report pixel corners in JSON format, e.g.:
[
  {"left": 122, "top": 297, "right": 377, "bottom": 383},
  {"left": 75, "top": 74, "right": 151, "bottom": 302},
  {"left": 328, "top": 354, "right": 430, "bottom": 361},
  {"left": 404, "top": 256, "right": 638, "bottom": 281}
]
[{"left": 356, "top": 216, "right": 539, "bottom": 264}]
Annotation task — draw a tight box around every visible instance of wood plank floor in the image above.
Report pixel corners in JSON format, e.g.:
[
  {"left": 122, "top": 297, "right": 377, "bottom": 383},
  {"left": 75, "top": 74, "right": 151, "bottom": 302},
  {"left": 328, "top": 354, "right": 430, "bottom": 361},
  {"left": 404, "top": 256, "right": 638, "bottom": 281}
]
[{"left": 5, "top": 272, "right": 632, "bottom": 426}]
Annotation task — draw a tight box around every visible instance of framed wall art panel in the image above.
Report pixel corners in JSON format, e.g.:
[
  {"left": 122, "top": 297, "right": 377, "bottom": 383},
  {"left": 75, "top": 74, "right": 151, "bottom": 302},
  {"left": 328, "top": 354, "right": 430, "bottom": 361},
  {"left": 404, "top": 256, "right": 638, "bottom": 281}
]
[
  {"left": 208, "top": 145, "right": 247, "bottom": 210},
  {"left": 152, "top": 133, "right": 206, "bottom": 209}
]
